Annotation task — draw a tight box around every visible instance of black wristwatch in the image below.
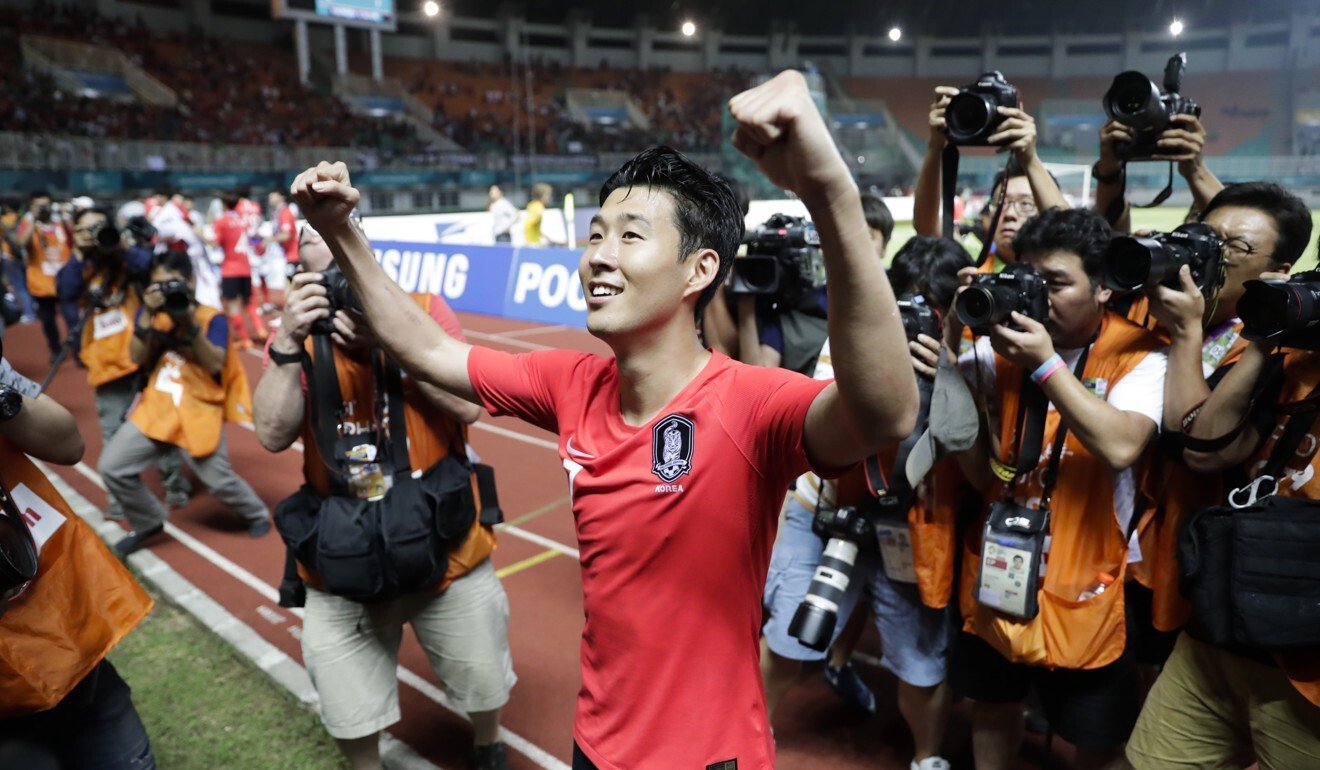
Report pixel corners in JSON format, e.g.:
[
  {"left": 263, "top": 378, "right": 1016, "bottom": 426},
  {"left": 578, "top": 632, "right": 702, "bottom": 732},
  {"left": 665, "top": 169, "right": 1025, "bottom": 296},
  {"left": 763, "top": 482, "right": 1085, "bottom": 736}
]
[
  {"left": 0, "top": 387, "right": 22, "bottom": 423},
  {"left": 1091, "top": 160, "right": 1124, "bottom": 185},
  {"left": 268, "top": 345, "right": 306, "bottom": 366}
]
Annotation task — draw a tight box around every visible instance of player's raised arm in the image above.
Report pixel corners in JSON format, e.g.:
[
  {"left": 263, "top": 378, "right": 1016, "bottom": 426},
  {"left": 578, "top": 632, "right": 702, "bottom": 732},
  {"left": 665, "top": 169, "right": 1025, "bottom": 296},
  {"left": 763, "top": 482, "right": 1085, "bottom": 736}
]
[
  {"left": 729, "top": 71, "right": 919, "bottom": 468},
  {"left": 289, "top": 162, "right": 477, "bottom": 403}
]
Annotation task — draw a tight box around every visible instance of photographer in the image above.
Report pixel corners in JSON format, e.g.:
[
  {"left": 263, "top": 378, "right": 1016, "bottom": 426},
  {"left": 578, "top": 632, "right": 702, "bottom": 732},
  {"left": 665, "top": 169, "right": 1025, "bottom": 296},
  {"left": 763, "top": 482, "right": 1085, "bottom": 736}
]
[
  {"left": 913, "top": 83, "right": 1067, "bottom": 272},
  {"left": 760, "top": 235, "right": 968, "bottom": 770},
  {"left": 253, "top": 222, "right": 514, "bottom": 770},
  {"left": 18, "top": 191, "right": 76, "bottom": 362},
  {"left": 1124, "top": 303, "right": 1320, "bottom": 766},
  {"left": 1125, "top": 183, "right": 1313, "bottom": 671},
  {"left": 0, "top": 337, "right": 156, "bottom": 768},
  {"left": 72, "top": 208, "right": 192, "bottom": 518},
  {"left": 100, "top": 249, "right": 269, "bottom": 555},
  {"left": 945, "top": 208, "right": 1166, "bottom": 770}
]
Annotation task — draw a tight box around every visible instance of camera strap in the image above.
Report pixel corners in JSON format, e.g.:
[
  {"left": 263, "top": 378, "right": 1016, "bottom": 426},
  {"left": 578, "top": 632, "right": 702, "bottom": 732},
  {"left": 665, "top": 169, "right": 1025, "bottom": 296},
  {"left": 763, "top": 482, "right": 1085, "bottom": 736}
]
[
  {"left": 863, "top": 371, "right": 934, "bottom": 505},
  {"left": 992, "top": 343, "right": 1092, "bottom": 493},
  {"left": 1116, "top": 163, "right": 1176, "bottom": 211},
  {"left": 0, "top": 466, "right": 39, "bottom": 591},
  {"left": 945, "top": 145, "right": 1011, "bottom": 269}
]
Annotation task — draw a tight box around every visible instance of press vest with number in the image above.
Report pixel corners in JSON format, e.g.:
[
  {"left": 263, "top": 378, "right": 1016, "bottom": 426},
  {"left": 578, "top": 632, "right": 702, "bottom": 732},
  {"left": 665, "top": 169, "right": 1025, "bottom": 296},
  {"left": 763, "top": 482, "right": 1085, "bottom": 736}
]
[
  {"left": 129, "top": 305, "right": 252, "bottom": 457},
  {"left": 298, "top": 293, "right": 496, "bottom": 593},
  {"left": 960, "top": 312, "right": 1163, "bottom": 669},
  {"left": 1129, "top": 318, "right": 1247, "bottom": 633},
  {"left": 78, "top": 279, "right": 142, "bottom": 388},
  {"left": 24, "top": 223, "right": 71, "bottom": 298},
  {"left": 0, "top": 438, "right": 153, "bottom": 717}
]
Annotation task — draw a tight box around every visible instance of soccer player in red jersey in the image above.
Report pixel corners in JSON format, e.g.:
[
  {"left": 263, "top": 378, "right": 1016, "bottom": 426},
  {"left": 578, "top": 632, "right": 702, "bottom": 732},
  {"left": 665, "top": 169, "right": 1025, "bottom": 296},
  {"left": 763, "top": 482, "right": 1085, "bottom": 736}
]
[
  {"left": 291, "top": 70, "right": 919, "bottom": 770},
  {"left": 236, "top": 192, "right": 271, "bottom": 309},
  {"left": 211, "top": 192, "right": 267, "bottom": 346}
]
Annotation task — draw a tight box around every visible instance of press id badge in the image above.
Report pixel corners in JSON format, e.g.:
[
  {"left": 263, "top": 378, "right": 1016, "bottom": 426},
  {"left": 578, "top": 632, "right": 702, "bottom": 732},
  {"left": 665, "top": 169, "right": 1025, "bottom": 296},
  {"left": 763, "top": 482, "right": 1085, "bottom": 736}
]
[
  {"left": 92, "top": 308, "right": 128, "bottom": 340},
  {"left": 874, "top": 516, "right": 917, "bottom": 584},
  {"left": 337, "top": 434, "right": 391, "bottom": 501},
  {"left": 977, "top": 501, "right": 1047, "bottom": 619}
]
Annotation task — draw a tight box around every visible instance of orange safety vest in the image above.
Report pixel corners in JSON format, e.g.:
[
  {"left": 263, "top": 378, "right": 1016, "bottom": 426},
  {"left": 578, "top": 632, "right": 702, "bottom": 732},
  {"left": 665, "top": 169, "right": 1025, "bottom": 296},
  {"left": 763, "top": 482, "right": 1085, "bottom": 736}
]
[
  {"left": 834, "top": 452, "right": 963, "bottom": 609},
  {"left": 23, "top": 222, "right": 71, "bottom": 298},
  {"left": 298, "top": 294, "right": 496, "bottom": 593},
  {"left": 79, "top": 279, "right": 142, "bottom": 388},
  {"left": 1236, "top": 348, "right": 1320, "bottom": 707},
  {"left": 130, "top": 305, "right": 252, "bottom": 457},
  {"left": 959, "top": 312, "right": 1164, "bottom": 669},
  {"left": 1129, "top": 318, "right": 1247, "bottom": 633},
  {"left": 0, "top": 439, "right": 152, "bottom": 717}
]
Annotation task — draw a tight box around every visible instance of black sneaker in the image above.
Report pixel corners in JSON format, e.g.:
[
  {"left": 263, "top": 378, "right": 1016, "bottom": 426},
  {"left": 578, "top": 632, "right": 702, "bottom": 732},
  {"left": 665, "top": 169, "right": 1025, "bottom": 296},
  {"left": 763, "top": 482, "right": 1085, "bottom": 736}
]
[
  {"left": 114, "top": 525, "right": 164, "bottom": 556},
  {"left": 247, "top": 518, "right": 272, "bottom": 538},
  {"left": 471, "top": 742, "right": 509, "bottom": 770}
]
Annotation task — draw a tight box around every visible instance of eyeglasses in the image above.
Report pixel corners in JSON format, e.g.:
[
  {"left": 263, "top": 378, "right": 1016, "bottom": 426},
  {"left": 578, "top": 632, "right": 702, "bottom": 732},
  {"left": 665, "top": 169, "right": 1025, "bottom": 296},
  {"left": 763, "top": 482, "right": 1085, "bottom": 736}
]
[
  {"left": 1000, "top": 197, "right": 1038, "bottom": 216},
  {"left": 1222, "top": 238, "right": 1269, "bottom": 261}
]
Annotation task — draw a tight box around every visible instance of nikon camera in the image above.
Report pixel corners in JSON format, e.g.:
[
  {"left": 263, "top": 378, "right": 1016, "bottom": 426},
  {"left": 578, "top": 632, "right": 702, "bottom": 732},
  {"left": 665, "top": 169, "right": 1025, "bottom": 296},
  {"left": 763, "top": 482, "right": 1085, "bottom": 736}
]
[
  {"left": 946, "top": 71, "right": 1020, "bottom": 146},
  {"left": 1103, "top": 222, "right": 1223, "bottom": 297},
  {"left": 898, "top": 293, "right": 941, "bottom": 343},
  {"left": 310, "top": 266, "right": 365, "bottom": 336},
  {"left": 1102, "top": 53, "right": 1201, "bottom": 161},
  {"left": 1239, "top": 271, "right": 1320, "bottom": 351},
  {"left": 956, "top": 263, "right": 1050, "bottom": 335}
]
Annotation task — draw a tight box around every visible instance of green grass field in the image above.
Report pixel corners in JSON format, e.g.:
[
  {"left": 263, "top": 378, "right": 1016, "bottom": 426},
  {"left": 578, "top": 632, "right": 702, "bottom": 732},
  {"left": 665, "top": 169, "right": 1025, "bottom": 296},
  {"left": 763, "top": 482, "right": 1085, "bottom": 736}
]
[
  {"left": 108, "top": 588, "right": 346, "bottom": 769},
  {"left": 883, "top": 205, "right": 1320, "bottom": 272}
]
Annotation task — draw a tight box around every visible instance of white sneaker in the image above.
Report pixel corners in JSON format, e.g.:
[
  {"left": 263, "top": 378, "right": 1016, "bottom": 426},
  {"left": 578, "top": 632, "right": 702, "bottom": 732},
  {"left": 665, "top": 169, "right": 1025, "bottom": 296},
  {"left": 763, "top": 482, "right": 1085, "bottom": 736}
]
[{"left": 911, "top": 757, "right": 951, "bottom": 770}]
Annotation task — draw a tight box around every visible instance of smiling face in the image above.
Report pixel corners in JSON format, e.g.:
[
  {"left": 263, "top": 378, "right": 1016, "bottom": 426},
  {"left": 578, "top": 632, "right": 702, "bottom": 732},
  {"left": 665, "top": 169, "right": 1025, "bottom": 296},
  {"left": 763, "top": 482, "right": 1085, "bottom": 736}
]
[{"left": 580, "top": 186, "right": 718, "bottom": 344}]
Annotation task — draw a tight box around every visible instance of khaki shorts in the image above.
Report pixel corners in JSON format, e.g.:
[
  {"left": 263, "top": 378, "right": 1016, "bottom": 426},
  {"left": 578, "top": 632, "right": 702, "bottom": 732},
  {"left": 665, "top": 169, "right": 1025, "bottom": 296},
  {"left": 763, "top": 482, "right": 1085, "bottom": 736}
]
[
  {"left": 1128, "top": 633, "right": 1320, "bottom": 770},
  {"left": 301, "top": 559, "right": 517, "bottom": 739}
]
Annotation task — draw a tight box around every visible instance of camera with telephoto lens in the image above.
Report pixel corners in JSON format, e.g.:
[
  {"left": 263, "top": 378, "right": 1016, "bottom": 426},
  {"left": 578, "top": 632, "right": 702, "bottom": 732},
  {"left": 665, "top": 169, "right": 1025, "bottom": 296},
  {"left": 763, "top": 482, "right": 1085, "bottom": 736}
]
[
  {"left": 310, "top": 266, "right": 365, "bottom": 336},
  {"left": 956, "top": 263, "right": 1050, "bottom": 335},
  {"left": 729, "top": 214, "right": 825, "bottom": 311},
  {"left": 90, "top": 221, "right": 123, "bottom": 251},
  {"left": 1238, "top": 271, "right": 1320, "bottom": 351},
  {"left": 124, "top": 215, "right": 157, "bottom": 246},
  {"left": 945, "top": 71, "right": 1021, "bottom": 146},
  {"left": 1104, "top": 222, "right": 1224, "bottom": 296},
  {"left": 157, "top": 279, "right": 192, "bottom": 315},
  {"left": 788, "top": 505, "right": 876, "bottom": 651},
  {"left": 898, "top": 293, "right": 941, "bottom": 343},
  {"left": 1102, "top": 53, "right": 1201, "bottom": 162}
]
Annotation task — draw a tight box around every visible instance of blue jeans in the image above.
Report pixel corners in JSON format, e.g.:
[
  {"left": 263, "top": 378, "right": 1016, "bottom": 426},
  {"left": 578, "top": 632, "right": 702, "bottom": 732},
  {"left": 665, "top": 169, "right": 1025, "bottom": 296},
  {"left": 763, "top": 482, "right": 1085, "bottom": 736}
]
[
  {"left": 2, "top": 257, "right": 34, "bottom": 318},
  {"left": 0, "top": 660, "right": 156, "bottom": 769}
]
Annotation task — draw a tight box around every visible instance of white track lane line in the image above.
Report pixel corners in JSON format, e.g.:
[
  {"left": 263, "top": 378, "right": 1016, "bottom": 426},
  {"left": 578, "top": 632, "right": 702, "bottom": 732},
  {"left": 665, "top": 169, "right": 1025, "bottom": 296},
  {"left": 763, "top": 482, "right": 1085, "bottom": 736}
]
[{"left": 61, "top": 459, "right": 570, "bottom": 770}]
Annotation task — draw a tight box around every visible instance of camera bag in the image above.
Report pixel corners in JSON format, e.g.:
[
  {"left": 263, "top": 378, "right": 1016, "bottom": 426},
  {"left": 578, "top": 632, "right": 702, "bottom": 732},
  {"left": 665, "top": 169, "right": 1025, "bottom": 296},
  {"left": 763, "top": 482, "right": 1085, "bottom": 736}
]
[
  {"left": 1179, "top": 384, "right": 1320, "bottom": 651},
  {"left": 275, "top": 335, "right": 495, "bottom": 606}
]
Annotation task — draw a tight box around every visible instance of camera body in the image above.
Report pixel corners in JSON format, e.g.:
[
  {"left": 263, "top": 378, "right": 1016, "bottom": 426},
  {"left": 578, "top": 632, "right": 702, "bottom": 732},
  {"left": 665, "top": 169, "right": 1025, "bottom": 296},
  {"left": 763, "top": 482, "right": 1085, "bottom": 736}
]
[
  {"left": 729, "top": 214, "right": 825, "bottom": 311},
  {"left": 310, "top": 266, "right": 364, "bottom": 336},
  {"left": 124, "top": 216, "right": 157, "bottom": 246},
  {"left": 1239, "top": 270, "right": 1320, "bottom": 351},
  {"left": 898, "top": 293, "right": 941, "bottom": 343},
  {"left": 946, "top": 71, "right": 1020, "bottom": 146},
  {"left": 157, "top": 279, "right": 193, "bottom": 315},
  {"left": 1103, "top": 53, "right": 1201, "bottom": 161},
  {"left": 1104, "top": 222, "right": 1223, "bottom": 296},
  {"left": 956, "top": 263, "right": 1050, "bottom": 335}
]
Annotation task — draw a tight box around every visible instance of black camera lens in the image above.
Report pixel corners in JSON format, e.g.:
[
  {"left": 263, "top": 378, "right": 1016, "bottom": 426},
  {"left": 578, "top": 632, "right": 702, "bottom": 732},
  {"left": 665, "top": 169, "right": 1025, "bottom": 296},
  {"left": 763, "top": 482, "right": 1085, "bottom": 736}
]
[
  {"left": 1105, "top": 236, "right": 1163, "bottom": 291},
  {"left": 946, "top": 93, "right": 993, "bottom": 142},
  {"left": 729, "top": 256, "right": 782, "bottom": 295},
  {"left": 94, "top": 223, "right": 121, "bottom": 250},
  {"left": 1103, "top": 71, "right": 1168, "bottom": 132},
  {"left": 0, "top": 509, "right": 38, "bottom": 587},
  {"left": 1240, "top": 278, "right": 1320, "bottom": 346},
  {"left": 957, "top": 285, "right": 1004, "bottom": 328}
]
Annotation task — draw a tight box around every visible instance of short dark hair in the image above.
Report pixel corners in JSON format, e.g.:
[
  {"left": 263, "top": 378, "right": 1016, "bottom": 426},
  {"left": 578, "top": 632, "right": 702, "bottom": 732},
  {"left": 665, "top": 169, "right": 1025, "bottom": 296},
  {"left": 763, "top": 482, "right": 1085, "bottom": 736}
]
[
  {"left": 887, "top": 235, "right": 973, "bottom": 310},
  {"left": 220, "top": 191, "right": 241, "bottom": 210},
  {"left": 599, "top": 146, "right": 742, "bottom": 321},
  {"left": 988, "top": 158, "right": 1058, "bottom": 204},
  {"left": 151, "top": 248, "right": 193, "bottom": 281},
  {"left": 1199, "top": 182, "right": 1313, "bottom": 267},
  {"left": 861, "top": 193, "right": 895, "bottom": 248},
  {"left": 29, "top": 190, "right": 51, "bottom": 202},
  {"left": 75, "top": 207, "right": 110, "bottom": 226},
  {"left": 1012, "top": 207, "right": 1112, "bottom": 283}
]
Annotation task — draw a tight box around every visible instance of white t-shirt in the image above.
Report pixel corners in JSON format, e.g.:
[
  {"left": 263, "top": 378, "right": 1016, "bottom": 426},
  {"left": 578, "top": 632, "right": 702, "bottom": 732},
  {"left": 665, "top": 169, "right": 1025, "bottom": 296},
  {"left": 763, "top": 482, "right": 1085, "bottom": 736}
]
[
  {"left": 490, "top": 197, "right": 518, "bottom": 240},
  {"left": 151, "top": 201, "right": 220, "bottom": 309},
  {"left": 958, "top": 335, "right": 1167, "bottom": 556}
]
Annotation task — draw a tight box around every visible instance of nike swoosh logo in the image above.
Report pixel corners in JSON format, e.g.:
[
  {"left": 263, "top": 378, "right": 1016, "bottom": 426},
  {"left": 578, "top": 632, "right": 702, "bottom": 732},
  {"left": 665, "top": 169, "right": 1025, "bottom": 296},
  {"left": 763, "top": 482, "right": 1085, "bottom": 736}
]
[{"left": 566, "top": 437, "right": 595, "bottom": 460}]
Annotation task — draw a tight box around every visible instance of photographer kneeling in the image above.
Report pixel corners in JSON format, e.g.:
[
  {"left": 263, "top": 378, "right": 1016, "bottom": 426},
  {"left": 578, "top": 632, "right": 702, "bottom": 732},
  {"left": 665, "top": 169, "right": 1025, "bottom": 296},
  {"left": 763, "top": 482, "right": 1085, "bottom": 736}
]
[
  {"left": 72, "top": 208, "right": 191, "bottom": 517},
  {"left": 100, "top": 249, "right": 269, "bottom": 554},
  {"left": 252, "top": 224, "right": 515, "bottom": 770}
]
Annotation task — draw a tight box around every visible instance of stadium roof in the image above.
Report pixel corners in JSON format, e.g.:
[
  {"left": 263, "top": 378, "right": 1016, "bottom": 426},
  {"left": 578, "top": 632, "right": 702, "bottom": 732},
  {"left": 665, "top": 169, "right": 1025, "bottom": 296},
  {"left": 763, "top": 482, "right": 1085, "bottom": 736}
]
[{"left": 445, "top": 0, "right": 1316, "bottom": 37}]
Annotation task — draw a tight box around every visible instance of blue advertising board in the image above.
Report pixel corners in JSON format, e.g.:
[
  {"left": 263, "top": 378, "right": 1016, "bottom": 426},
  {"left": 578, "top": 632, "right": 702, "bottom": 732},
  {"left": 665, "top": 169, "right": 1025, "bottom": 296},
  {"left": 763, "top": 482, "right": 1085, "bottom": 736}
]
[{"left": 370, "top": 242, "right": 587, "bottom": 329}]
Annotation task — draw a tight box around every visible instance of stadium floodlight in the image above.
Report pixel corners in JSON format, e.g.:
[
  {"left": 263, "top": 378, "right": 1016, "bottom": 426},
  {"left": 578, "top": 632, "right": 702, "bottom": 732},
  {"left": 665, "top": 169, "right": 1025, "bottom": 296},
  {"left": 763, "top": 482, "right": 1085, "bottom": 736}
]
[
  {"left": 1169, "top": 19, "right": 1184, "bottom": 36},
  {"left": 682, "top": 20, "right": 697, "bottom": 37},
  {"left": 888, "top": 27, "right": 902, "bottom": 42},
  {"left": 423, "top": 0, "right": 439, "bottom": 17}
]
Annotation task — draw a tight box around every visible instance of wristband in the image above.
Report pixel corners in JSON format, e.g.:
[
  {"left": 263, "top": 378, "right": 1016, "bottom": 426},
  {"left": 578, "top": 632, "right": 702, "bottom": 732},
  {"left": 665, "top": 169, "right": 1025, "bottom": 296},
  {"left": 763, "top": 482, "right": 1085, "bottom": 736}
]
[
  {"left": 1031, "top": 354, "right": 1066, "bottom": 385},
  {"left": 1091, "top": 160, "right": 1124, "bottom": 184},
  {"left": 268, "top": 345, "right": 305, "bottom": 366},
  {"left": 133, "top": 324, "right": 151, "bottom": 341}
]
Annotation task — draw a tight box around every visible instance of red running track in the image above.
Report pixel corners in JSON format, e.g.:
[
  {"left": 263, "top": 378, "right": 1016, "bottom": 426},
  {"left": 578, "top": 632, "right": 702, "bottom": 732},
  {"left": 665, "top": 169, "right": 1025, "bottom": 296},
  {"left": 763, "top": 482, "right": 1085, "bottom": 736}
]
[{"left": 5, "top": 314, "right": 1074, "bottom": 770}]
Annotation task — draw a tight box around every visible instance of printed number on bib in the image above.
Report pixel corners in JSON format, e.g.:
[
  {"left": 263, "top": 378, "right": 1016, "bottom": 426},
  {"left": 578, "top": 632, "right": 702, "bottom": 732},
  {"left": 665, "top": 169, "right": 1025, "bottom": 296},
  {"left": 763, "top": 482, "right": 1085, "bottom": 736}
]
[
  {"left": 9, "top": 483, "right": 68, "bottom": 552},
  {"left": 153, "top": 352, "right": 185, "bottom": 407},
  {"left": 92, "top": 309, "right": 128, "bottom": 340}
]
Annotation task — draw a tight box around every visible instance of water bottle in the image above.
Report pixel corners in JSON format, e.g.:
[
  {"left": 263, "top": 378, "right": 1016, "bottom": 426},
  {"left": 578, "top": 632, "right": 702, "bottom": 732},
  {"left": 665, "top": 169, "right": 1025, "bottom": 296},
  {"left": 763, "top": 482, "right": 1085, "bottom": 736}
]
[{"left": 1077, "top": 572, "right": 1116, "bottom": 601}]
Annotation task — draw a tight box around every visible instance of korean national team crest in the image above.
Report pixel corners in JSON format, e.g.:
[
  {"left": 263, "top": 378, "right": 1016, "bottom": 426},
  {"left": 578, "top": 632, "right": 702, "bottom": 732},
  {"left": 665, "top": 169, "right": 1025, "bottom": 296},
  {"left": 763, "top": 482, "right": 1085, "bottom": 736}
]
[{"left": 652, "top": 414, "right": 695, "bottom": 483}]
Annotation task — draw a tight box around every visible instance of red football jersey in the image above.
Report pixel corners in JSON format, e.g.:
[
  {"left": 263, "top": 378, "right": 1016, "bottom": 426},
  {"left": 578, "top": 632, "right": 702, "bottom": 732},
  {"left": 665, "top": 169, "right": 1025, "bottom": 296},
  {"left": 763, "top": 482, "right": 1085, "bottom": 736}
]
[
  {"left": 469, "top": 347, "right": 832, "bottom": 770},
  {"left": 212, "top": 212, "right": 251, "bottom": 279},
  {"left": 277, "top": 204, "right": 299, "bottom": 263}
]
